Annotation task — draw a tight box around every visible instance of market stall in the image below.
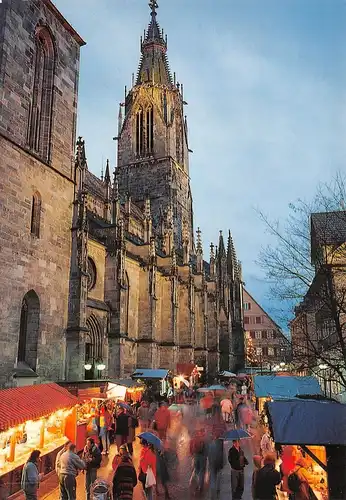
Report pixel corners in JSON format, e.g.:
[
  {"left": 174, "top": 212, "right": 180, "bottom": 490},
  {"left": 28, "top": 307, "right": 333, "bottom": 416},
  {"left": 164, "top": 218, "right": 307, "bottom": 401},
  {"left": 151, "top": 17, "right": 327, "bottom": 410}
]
[
  {"left": 107, "top": 379, "right": 145, "bottom": 403},
  {"left": 131, "top": 368, "right": 172, "bottom": 396},
  {"left": 265, "top": 397, "right": 346, "bottom": 499},
  {"left": 254, "top": 375, "right": 322, "bottom": 413},
  {"left": 0, "top": 383, "right": 78, "bottom": 497}
]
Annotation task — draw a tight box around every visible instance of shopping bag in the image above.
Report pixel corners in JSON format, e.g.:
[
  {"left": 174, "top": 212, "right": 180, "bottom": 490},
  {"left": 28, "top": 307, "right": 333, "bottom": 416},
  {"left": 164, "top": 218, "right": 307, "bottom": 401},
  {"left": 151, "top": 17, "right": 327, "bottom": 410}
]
[{"left": 145, "top": 466, "right": 156, "bottom": 488}]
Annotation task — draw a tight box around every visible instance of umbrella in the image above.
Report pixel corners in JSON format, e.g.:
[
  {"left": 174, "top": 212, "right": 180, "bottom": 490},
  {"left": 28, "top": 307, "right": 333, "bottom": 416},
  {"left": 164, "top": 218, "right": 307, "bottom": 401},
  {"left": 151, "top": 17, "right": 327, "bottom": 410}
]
[
  {"left": 219, "top": 371, "right": 237, "bottom": 378},
  {"left": 222, "top": 429, "right": 252, "bottom": 440},
  {"left": 207, "top": 384, "right": 227, "bottom": 391},
  {"left": 168, "top": 404, "right": 183, "bottom": 412},
  {"left": 138, "top": 432, "right": 163, "bottom": 450},
  {"left": 116, "top": 401, "right": 133, "bottom": 412}
]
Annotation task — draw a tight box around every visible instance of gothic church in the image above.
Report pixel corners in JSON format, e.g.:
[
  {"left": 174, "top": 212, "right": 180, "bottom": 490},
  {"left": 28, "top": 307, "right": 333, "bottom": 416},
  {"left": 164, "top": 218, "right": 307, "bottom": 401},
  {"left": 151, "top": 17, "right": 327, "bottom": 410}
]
[{"left": 0, "top": 0, "right": 244, "bottom": 387}]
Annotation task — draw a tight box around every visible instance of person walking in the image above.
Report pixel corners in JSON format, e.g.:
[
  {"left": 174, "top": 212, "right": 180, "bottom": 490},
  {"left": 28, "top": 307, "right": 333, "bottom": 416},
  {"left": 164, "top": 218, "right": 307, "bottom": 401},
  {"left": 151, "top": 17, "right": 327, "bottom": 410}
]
[
  {"left": 138, "top": 439, "right": 157, "bottom": 500},
  {"left": 115, "top": 406, "right": 130, "bottom": 452},
  {"left": 148, "top": 400, "right": 158, "bottom": 428},
  {"left": 207, "top": 432, "right": 225, "bottom": 499},
  {"left": 21, "top": 450, "right": 41, "bottom": 500},
  {"left": 82, "top": 437, "right": 102, "bottom": 500},
  {"left": 254, "top": 453, "right": 281, "bottom": 500},
  {"left": 228, "top": 439, "right": 249, "bottom": 499},
  {"left": 138, "top": 401, "right": 150, "bottom": 431},
  {"left": 112, "top": 447, "right": 137, "bottom": 499},
  {"left": 127, "top": 411, "right": 137, "bottom": 456},
  {"left": 58, "top": 442, "right": 86, "bottom": 500},
  {"left": 156, "top": 447, "right": 170, "bottom": 499},
  {"left": 251, "top": 455, "right": 262, "bottom": 499},
  {"left": 260, "top": 427, "right": 275, "bottom": 457},
  {"left": 99, "top": 405, "right": 113, "bottom": 455},
  {"left": 220, "top": 397, "right": 233, "bottom": 424},
  {"left": 189, "top": 428, "right": 207, "bottom": 494},
  {"left": 154, "top": 402, "right": 171, "bottom": 441}
]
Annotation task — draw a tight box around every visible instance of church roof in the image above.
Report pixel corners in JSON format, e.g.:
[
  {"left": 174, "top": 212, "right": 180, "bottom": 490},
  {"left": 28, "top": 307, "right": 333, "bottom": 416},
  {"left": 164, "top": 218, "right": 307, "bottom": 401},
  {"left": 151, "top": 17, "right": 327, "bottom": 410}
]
[{"left": 136, "top": 1, "right": 173, "bottom": 86}]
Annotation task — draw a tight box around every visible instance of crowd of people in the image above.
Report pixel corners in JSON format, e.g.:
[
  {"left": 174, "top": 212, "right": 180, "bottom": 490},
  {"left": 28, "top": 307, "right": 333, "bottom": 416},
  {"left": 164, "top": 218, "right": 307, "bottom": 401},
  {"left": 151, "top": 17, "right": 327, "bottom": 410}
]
[{"left": 19, "top": 378, "right": 319, "bottom": 500}]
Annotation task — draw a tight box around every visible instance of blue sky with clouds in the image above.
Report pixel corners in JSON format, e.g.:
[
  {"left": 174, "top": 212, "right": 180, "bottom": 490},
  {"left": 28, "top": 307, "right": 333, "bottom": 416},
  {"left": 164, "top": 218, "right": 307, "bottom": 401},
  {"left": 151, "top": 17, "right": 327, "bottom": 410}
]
[{"left": 54, "top": 0, "right": 346, "bottom": 329}]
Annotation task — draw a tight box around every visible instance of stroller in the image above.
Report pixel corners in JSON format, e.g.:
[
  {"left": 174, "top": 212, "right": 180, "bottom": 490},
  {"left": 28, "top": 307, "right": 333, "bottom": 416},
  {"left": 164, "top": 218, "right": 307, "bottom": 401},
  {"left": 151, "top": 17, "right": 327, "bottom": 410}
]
[{"left": 90, "top": 478, "right": 112, "bottom": 500}]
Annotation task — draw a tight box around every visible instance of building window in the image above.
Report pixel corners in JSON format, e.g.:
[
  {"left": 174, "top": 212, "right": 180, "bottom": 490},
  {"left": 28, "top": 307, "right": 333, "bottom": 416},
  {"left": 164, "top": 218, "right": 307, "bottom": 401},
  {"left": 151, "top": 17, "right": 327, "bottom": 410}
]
[
  {"left": 27, "top": 25, "right": 55, "bottom": 162},
  {"left": 244, "top": 316, "right": 249, "bottom": 324},
  {"left": 87, "top": 257, "right": 97, "bottom": 291},
  {"left": 250, "top": 331, "right": 255, "bottom": 338},
  {"left": 30, "top": 191, "right": 41, "bottom": 238},
  {"left": 256, "top": 347, "right": 262, "bottom": 356},
  {"left": 135, "top": 108, "right": 144, "bottom": 155},
  {"left": 244, "top": 302, "right": 251, "bottom": 311},
  {"left": 146, "top": 106, "right": 154, "bottom": 153},
  {"left": 268, "top": 347, "right": 274, "bottom": 356},
  {"left": 255, "top": 331, "right": 261, "bottom": 339},
  {"left": 256, "top": 316, "right": 262, "bottom": 324},
  {"left": 267, "top": 331, "right": 274, "bottom": 340},
  {"left": 17, "top": 290, "right": 40, "bottom": 371}
]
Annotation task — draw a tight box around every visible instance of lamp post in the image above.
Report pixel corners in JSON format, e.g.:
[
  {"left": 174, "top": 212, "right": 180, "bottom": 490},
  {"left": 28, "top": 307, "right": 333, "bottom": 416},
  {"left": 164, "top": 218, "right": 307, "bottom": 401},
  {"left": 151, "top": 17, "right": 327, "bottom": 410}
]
[{"left": 319, "top": 363, "right": 328, "bottom": 395}]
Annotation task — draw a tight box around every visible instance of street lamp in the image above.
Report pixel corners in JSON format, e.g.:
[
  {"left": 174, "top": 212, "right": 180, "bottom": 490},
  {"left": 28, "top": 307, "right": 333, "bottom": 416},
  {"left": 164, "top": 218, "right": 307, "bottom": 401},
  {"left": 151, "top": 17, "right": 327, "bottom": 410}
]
[
  {"left": 84, "top": 361, "right": 92, "bottom": 371},
  {"left": 84, "top": 358, "right": 106, "bottom": 373},
  {"left": 318, "top": 364, "right": 328, "bottom": 395},
  {"left": 280, "top": 362, "right": 286, "bottom": 368},
  {"left": 96, "top": 359, "right": 106, "bottom": 371}
]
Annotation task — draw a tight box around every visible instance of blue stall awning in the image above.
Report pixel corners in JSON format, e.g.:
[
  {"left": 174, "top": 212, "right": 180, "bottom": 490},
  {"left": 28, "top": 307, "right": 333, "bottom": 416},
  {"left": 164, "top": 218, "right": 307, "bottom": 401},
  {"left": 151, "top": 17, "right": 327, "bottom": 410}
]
[
  {"left": 132, "top": 368, "right": 169, "bottom": 380},
  {"left": 254, "top": 375, "right": 322, "bottom": 399},
  {"left": 267, "top": 399, "right": 346, "bottom": 445}
]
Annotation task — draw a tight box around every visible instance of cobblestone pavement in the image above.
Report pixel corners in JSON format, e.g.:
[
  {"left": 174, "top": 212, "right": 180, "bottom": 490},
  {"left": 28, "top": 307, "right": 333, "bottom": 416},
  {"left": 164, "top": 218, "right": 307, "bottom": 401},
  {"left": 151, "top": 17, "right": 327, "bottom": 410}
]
[{"left": 15, "top": 408, "right": 260, "bottom": 500}]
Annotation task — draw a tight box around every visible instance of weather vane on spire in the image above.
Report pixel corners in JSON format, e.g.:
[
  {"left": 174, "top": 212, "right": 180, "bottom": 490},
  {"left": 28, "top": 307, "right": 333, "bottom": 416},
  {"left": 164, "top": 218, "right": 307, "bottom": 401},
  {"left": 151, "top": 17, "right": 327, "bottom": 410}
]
[{"left": 149, "top": 0, "right": 158, "bottom": 16}]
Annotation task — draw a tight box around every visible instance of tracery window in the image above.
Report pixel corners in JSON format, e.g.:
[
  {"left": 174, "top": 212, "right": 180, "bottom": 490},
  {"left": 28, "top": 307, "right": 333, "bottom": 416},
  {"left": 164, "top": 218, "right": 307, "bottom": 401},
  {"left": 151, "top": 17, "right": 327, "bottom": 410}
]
[
  {"left": 30, "top": 191, "right": 41, "bottom": 238},
  {"left": 17, "top": 290, "right": 40, "bottom": 371},
  {"left": 27, "top": 25, "right": 55, "bottom": 162},
  {"left": 135, "top": 107, "right": 154, "bottom": 156},
  {"left": 87, "top": 257, "right": 97, "bottom": 291}
]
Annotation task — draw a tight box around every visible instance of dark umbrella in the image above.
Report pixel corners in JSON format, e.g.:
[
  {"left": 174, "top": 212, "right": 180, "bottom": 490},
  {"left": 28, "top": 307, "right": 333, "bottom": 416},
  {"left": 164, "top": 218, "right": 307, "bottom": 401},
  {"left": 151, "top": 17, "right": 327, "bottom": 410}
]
[
  {"left": 222, "top": 429, "right": 252, "bottom": 440},
  {"left": 138, "top": 432, "right": 164, "bottom": 450},
  {"left": 116, "top": 401, "right": 133, "bottom": 412}
]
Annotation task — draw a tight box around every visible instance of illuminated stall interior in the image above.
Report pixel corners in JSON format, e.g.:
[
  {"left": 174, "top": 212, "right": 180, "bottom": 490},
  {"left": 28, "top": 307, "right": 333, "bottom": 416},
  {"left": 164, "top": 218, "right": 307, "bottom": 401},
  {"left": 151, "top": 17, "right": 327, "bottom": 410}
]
[{"left": 0, "top": 383, "right": 77, "bottom": 476}]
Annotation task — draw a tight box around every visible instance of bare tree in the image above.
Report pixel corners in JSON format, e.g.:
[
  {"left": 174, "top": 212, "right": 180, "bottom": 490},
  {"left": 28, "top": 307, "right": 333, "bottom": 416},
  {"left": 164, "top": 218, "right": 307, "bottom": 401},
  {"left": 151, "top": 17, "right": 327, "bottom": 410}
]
[{"left": 257, "top": 173, "right": 346, "bottom": 393}]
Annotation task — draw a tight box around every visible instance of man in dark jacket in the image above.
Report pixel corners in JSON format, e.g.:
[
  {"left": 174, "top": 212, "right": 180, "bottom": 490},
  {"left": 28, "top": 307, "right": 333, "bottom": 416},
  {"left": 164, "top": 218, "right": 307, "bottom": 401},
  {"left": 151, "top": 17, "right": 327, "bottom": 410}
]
[
  {"left": 254, "top": 453, "right": 281, "bottom": 499},
  {"left": 82, "top": 437, "right": 102, "bottom": 500},
  {"left": 228, "top": 440, "right": 248, "bottom": 499}
]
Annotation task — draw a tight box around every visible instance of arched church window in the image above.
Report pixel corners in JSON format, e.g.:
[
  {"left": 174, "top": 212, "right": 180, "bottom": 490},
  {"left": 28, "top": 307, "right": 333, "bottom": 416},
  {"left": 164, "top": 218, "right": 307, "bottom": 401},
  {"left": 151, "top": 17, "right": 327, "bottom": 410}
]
[
  {"left": 31, "top": 191, "right": 41, "bottom": 238},
  {"left": 87, "top": 257, "right": 97, "bottom": 291},
  {"left": 17, "top": 290, "right": 40, "bottom": 371},
  {"left": 146, "top": 106, "right": 154, "bottom": 153},
  {"left": 85, "top": 315, "right": 104, "bottom": 380},
  {"left": 135, "top": 109, "right": 144, "bottom": 156},
  {"left": 27, "top": 25, "right": 56, "bottom": 162}
]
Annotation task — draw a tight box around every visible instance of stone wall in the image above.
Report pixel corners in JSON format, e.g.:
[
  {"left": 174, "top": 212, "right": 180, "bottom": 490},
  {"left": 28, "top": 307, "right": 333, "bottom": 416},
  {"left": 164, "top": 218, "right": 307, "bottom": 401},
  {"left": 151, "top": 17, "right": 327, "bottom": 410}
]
[
  {"left": 87, "top": 240, "right": 106, "bottom": 302},
  {"left": 0, "top": 136, "right": 74, "bottom": 386}
]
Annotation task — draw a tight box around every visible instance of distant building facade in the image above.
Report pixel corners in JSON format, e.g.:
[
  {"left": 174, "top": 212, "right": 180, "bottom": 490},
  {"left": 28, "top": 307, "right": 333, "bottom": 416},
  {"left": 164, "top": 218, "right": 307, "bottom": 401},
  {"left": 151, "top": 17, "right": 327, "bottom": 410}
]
[
  {"left": 290, "top": 211, "right": 346, "bottom": 401},
  {"left": 243, "top": 289, "right": 290, "bottom": 370},
  {"left": 0, "top": 0, "right": 245, "bottom": 387}
]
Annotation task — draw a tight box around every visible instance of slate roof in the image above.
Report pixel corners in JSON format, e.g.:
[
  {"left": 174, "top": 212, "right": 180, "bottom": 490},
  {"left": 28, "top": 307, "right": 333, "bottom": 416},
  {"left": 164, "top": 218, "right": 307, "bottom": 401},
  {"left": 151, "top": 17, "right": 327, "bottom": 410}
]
[{"left": 311, "top": 211, "right": 346, "bottom": 261}]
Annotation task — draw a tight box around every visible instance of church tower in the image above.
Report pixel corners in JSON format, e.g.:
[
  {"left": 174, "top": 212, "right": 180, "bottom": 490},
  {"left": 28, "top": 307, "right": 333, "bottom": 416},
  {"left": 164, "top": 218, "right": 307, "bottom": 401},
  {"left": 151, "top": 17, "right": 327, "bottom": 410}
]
[{"left": 116, "top": 0, "right": 193, "bottom": 250}]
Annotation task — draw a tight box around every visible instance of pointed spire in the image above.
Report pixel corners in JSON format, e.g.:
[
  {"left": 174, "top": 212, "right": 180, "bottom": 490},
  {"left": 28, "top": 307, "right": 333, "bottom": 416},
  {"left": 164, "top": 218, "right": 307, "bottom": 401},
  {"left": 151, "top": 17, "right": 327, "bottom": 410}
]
[
  {"left": 227, "top": 230, "right": 237, "bottom": 279},
  {"left": 196, "top": 227, "right": 203, "bottom": 274},
  {"left": 118, "top": 103, "right": 123, "bottom": 135},
  {"left": 209, "top": 242, "right": 216, "bottom": 279},
  {"left": 218, "top": 230, "right": 226, "bottom": 258},
  {"left": 144, "top": 197, "right": 152, "bottom": 243},
  {"left": 182, "top": 218, "right": 190, "bottom": 265},
  {"left": 238, "top": 260, "right": 243, "bottom": 281},
  {"left": 111, "top": 170, "right": 120, "bottom": 223},
  {"left": 171, "top": 245, "right": 177, "bottom": 273},
  {"left": 136, "top": 1, "right": 172, "bottom": 86},
  {"left": 104, "top": 159, "right": 111, "bottom": 184}
]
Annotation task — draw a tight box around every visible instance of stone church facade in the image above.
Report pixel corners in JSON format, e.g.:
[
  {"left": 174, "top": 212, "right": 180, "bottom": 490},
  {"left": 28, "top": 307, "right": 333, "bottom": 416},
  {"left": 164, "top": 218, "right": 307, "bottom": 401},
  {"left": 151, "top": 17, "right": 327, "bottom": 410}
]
[{"left": 0, "top": 0, "right": 244, "bottom": 387}]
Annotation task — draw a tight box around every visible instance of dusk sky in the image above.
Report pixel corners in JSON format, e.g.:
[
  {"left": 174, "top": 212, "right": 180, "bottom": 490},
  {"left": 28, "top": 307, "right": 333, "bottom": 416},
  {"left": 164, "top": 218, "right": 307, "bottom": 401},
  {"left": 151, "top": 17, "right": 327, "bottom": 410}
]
[{"left": 54, "top": 0, "right": 346, "bottom": 330}]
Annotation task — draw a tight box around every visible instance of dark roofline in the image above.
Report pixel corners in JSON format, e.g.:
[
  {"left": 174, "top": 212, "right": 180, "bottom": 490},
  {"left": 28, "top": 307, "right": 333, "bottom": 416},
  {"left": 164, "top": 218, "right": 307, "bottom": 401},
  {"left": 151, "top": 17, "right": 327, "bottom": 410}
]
[
  {"left": 43, "top": 0, "right": 86, "bottom": 46},
  {"left": 243, "top": 288, "right": 288, "bottom": 337}
]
